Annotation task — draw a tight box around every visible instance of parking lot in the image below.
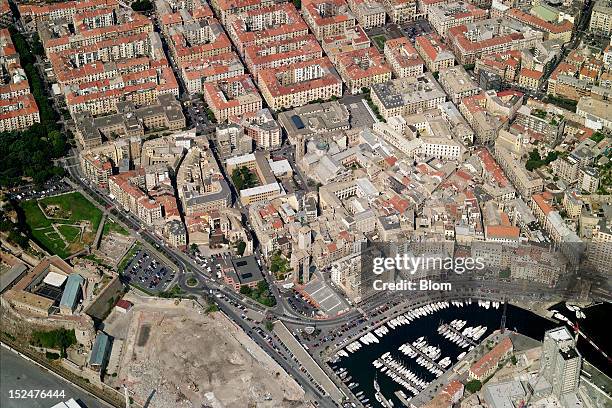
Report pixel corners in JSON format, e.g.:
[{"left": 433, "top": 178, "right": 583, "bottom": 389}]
[
  {"left": 7, "top": 176, "right": 72, "bottom": 202},
  {"left": 401, "top": 19, "right": 433, "bottom": 41},
  {"left": 123, "top": 249, "right": 174, "bottom": 293},
  {"left": 336, "top": 95, "right": 376, "bottom": 129},
  {"left": 186, "top": 96, "right": 215, "bottom": 134},
  {"left": 192, "top": 250, "right": 238, "bottom": 278},
  {"left": 285, "top": 290, "right": 319, "bottom": 317}
]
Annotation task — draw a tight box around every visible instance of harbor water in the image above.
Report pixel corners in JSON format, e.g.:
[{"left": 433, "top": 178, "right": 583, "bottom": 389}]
[{"left": 330, "top": 300, "right": 611, "bottom": 408}]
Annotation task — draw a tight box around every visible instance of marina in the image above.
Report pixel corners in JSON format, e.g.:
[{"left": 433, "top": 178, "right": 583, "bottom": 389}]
[{"left": 329, "top": 299, "right": 573, "bottom": 408}]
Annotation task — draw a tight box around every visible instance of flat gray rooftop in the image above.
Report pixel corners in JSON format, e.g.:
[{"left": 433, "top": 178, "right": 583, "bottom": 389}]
[{"left": 302, "top": 278, "right": 348, "bottom": 316}]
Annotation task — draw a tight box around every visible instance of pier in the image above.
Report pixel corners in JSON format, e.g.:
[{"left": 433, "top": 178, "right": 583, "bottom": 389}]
[
  {"left": 401, "top": 343, "right": 445, "bottom": 372},
  {"left": 380, "top": 357, "right": 427, "bottom": 392},
  {"left": 440, "top": 323, "right": 478, "bottom": 347}
]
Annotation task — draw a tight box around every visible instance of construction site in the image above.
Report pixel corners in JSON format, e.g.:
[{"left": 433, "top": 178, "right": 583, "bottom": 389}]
[{"left": 104, "top": 293, "right": 309, "bottom": 408}]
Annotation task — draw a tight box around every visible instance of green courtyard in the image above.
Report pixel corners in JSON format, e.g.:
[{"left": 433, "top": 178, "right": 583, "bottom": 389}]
[
  {"left": 372, "top": 35, "right": 387, "bottom": 50},
  {"left": 21, "top": 192, "right": 103, "bottom": 258}
]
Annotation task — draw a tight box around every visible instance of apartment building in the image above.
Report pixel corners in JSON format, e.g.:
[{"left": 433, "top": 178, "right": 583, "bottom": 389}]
[
  {"left": 421, "top": 136, "right": 464, "bottom": 160},
  {"left": 19, "top": 0, "right": 119, "bottom": 29},
  {"left": 46, "top": 24, "right": 179, "bottom": 117},
  {"left": 588, "top": 218, "right": 612, "bottom": 275},
  {"left": 589, "top": 0, "right": 612, "bottom": 36},
  {"left": 515, "top": 105, "right": 565, "bottom": 146},
  {"left": 475, "top": 50, "right": 521, "bottom": 84},
  {"left": 531, "top": 195, "right": 584, "bottom": 263},
  {"left": 469, "top": 337, "right": 513, "bottom": 381},
  {"left": 229, "top": 109, "right": 282, "bottom": 149},
  {"left": 203, "top": 75, "right": 263, "bottom": 122},
  {"left": 0, "top": 93, "right": 40, "bottom": 132},
  {"left": 79, "top": 153, "right": 113, "bottom": 190},
  {"left": 322, "top": 25, "right": 371, "bottom": 64},
  {"left": 517, "top": 67, "right": 544, "bottom": 91},
  {"left": 447, "top": 18, "right": 543, "bottom": 65},
  {"left": 0, "top": 0, "right": 12, "bottom": 28},
  {"left": 210, "top": 0, "right": 277, "bottom": 24},
  {"left": 370, "top": 73, "right": 446, "bottom": 119},
  {"left": 511, "top": 245, "right": 563, "bottom": 286},
  {"left": 164, "top": 220, "right": 187, "bottom": 248},
  {"left": 181, "top": 52, "right": 245, "bottom": 95},
  {"left": 335, "top": 46, "right": 392, "bottom": 93},
  {"left": 302, "top": 0, "right": 356, "bottom": 41},
  {"left": 39, "top": 9, "right": 153, "bottom": 55},
  {"left": 258, "top": 57, "right": 343, "bottom": 110},
  {"left": 109, "top": 169, "right": 179, "bottom": 227},
  {"left": 384, "top": 37, "right": 425, "bottom": 78},
  {"left": 414, "top": 34, "right": 455, "bottom": 72},
  {"left": 577, "top": 97, "right": 612, "bottom": 130},
  {"left": 580, "top": 167, "right": 600, "bottom": 193},
  {"left": 427, "top": 1, "right": 487, "bottom": 37},
  {"left": 177, "top": 146, "right": 231, "bottom": 215},
  {"left": 347, "top": 0, "right": 386, "bottom": 28},
  {"left": 495, "top": 145, "right": 544, "bottom": 198},
  {"left": 165, "top": 16, "right": 232, "bottom": 64},
  {"left": 226, "top": 3, "right": 309, "bottom": 56},
  {"left": 156, "top": 0, "right": 214, "bottom": 35},
  {"left": 47, "top": 30, "right": 159, "bottom": 89},
  {"left": 437, "top": 65, "right": 480, "bottom": 104},
  {"left": 73, "top": 94, "right": 185, "bottom": 148},
  {"left": 507, "top": 8, "right": 573, "bottom": 43},
  {"left": 460, "top": 89, "right": 523, "bottom": 144},
  {"left": 0, "top": 29, "right": 40, "bottom": 132},
  {"left": 244, "top": 34, "right": 323, "bottom": 77},
  {"left": 383, "top": 0, "right": 418, "bottom": 24},
  {"left": 541, "top": 327, "right": 582, "bottom": 398}
]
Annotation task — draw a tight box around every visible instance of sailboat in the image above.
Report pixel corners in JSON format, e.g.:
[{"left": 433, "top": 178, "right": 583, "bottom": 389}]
[{"left": 374, "top": 373, "right": 395, "bottom": 407}]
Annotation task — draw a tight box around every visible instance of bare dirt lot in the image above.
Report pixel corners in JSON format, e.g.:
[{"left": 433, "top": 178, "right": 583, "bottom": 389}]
[{"left": 107, "top": 295, "right": 308, "bottom": 408}]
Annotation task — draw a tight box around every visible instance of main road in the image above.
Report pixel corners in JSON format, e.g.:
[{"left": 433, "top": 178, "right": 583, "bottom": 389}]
[
  {"left": 0, "top": 346, "right": 113, "bottom": 408},
  {"left": 62, "top": 151, "right": 340, "bottom": 407}
]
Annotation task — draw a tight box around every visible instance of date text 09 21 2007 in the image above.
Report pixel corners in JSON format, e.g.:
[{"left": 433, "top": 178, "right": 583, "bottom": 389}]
[{"left": 8, "top": 389, "right": 66, "bottom": 399}]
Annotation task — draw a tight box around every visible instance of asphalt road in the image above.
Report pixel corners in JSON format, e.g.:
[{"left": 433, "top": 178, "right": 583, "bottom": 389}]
[{"left": 0, "top": 347, "right": 110, "bottom": 408}]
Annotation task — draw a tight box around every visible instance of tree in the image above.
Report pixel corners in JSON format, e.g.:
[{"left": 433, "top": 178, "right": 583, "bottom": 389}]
[
  {"left": 465, "top": 379, "right": 482, "bottom": 393},
  {"left": 0, "top": 32, "right": 68, "bottom": 187},
  {"left": 265, "top": 320, "right": 275, "bottom": 331},
  {"left": 190, "top": 243, "right": 199, "bottom": 254},
  {"left": 256, "top": 280, "right": 269, "bottom": 293},
  {"left": 236, "top": 240, "right": 246, "bottom": 256},
  {"left": 590, "top": 132, "right": 605, "bottom": 143},
  {"left": 206, "top": 303, "right": 219, "bottom": 314},
  {"left": 8, "top": 230, "right": 29, "bottom": 249},
  {"left": 131, "top": 0, "right": 153, "bottom": 12},
  {"left": 30, "top": 328, "right": 77, "bottom": 357},
  {"left": 231, "top": 167, "right": 258, "bottom": 190},
  {"left": 270, "top": 252, "right": 290, "bottom": 281},
  {"left": 240, "top": 285, "right": 252, "bottom": 295}
]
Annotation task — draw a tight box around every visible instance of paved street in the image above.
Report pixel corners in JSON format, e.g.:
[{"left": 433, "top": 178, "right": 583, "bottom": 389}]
[{"left": 0, "top": 347, "right": 111, "bottom": 408}]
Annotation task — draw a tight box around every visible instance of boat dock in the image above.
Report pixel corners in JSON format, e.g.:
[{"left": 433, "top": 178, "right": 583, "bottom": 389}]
[
  {"left": 394, "top": 390, "right": 412, "bottom": 407},
  {"left": 402, "top": 343, "right": 445, "bottom": 372},
  {"left": 380, "top": 358, "right": 427, "bottom": 392},
  {"left": 442, "top": 323, "right": 478, "bottom": 347}
]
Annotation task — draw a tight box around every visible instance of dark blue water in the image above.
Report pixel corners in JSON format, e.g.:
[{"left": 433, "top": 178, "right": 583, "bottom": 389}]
[{"left": 330, "top": 300, "right": 611, "bottom": 408}]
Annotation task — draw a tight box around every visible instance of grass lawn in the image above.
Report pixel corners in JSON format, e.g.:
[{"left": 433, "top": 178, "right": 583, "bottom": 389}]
[
  {"left": 118, "top": 243, "right": 140, "bottom": 273},
  {"left": 103, "top": 219, "right": 129, "bottom": 236},
  {"left": 21, "top": 192, "right": 103, "bottom": 258},
  {"left": 56, "top": 225, "right": 81, "bottom": 243},
  {"left": 372, "top": 35, "right": 387, "bottom": 50}
]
